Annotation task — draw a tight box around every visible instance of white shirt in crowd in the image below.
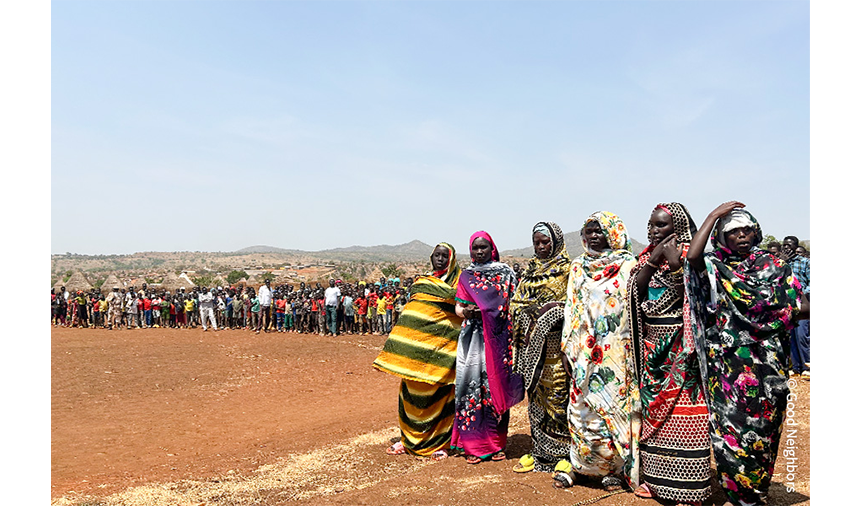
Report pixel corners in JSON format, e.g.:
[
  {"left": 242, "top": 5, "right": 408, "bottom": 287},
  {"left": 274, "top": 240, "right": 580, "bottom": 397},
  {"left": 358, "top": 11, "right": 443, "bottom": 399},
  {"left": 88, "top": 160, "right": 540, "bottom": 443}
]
[
  {"left": 324, "top": 286, "right": 341, "bottom": 307},
  {"left": 258, "top": 284, "right": 272, "bottom": 306}
]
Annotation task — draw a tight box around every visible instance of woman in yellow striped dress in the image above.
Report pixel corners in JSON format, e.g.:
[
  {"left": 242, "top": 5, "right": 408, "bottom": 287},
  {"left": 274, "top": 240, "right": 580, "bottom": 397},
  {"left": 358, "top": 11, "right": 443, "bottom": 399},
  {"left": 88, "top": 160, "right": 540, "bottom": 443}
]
[{"left": 373, "top": 243, "right": 463, "bottom": 459}]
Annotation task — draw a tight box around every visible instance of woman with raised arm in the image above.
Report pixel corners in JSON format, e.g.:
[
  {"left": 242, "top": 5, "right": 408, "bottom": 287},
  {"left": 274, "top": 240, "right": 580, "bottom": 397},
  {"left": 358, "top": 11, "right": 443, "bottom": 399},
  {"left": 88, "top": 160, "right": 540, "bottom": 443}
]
[
  {"left": 628, "top": 203, "right": 711, "bottom": 506},
  {"left": 685, "top": 202, "right": 808, "bottom": 506},
  {"left": 373, "top": 243, "right": 463, "bottom": 460},
  {"left": 451, "top": 231, "right": 524, "bottom": 464},
  {"left": 554, "top": 211, "right": 640, "bottom": 492},
  {"left": 509, "top": 222, "right": 572, "bottom": 474}
]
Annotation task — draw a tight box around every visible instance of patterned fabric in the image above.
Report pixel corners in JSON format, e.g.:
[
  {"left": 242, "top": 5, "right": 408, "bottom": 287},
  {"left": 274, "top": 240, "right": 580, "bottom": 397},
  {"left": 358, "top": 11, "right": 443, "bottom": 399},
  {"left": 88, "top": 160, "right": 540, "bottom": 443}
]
[
  {"left": 561, "top": 211, "right": 640, "bottom": 486},
  {"left": 451, "top": 232, "right": 524, "bottom": 458},
  {"left": 510, "top": 221, "right": 572, "bottom": 472},
  {"left": 628, "top": 203, "right": 711, "bottom": 503},
  {"left": 686, "top": 209, "right": 803, "bottom": 506},
  {"left": 788, "top": 255, "right": 810, "bottom": 295},
  {"left": 373, "top": 243, "right": 464, "bottom": 457},
  {"left": 398, "top": 380, "right": 456, "bottom": 457}
]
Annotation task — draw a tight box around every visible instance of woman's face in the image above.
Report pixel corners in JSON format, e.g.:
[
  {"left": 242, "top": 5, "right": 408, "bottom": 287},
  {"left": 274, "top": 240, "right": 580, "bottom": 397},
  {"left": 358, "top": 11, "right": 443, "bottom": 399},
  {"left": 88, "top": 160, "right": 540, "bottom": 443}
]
[
  {"left": 431, "top": 246, "right": 450, "bottom": 271},
  {"left": 725, "top": 226, "right": 756, "bottom": 255},
  {"left": 471, "top": 237, "right": 493, "bottom": 264},
  {"left": 647, "top": 208, "right": 674, "bottom": 246},
  {"left": 533, "top": 232, "right": 553, "bottom": 260},
  {"left": 583, "top": 221, "right": 609, "bottom": 252}
]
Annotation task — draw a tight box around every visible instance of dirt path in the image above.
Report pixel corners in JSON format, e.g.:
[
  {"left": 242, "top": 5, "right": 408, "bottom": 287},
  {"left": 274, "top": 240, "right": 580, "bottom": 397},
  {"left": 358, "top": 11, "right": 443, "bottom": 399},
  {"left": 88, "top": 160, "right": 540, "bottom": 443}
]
[{"left": 51, "top": 326, "right": 810, "bottom": 505}]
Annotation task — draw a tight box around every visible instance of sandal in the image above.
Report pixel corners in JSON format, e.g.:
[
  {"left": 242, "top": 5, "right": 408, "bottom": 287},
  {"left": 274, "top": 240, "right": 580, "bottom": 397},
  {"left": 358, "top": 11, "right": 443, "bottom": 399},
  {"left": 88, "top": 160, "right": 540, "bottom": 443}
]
[
  {"left": 552, "top": 460, "right": 575, "bottom": 489},
  {"left": 513, "top": 454, "right": 535, "bottom": 473},
  {"left": 465, "top": 454, "right": 482, "bottom": 465},
  {"left": 634, "top": 484, "right": 653, "bottom": 499},
  {"left": 601, "top": 475, "right": 625, "bottom": 492},
  {"left": 430, "top": 450, "right": 448, "bottom": 461},
  {"left": 491, "top": 451, "right": 506, "bottom": 461},
  {"left": 385, "top": 441, "right": 407, "bottom": 455}
]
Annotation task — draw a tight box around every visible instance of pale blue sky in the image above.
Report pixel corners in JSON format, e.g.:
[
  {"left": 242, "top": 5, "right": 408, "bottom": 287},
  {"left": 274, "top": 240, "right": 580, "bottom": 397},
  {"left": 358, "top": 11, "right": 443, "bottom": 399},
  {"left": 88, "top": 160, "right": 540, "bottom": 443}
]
[{"left": 51, "top": 0, "right": 810, "bottom": 255}]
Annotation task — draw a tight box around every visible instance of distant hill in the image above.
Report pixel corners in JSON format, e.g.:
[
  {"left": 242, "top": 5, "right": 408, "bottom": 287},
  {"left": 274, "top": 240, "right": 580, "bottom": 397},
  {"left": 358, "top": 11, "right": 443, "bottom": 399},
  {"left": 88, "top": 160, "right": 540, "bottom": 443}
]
[
  {"left": 235, "top": 240, "right": 435, "bottom": 262},
  {"left": 501, "top": 232, "right": 648, "bottom": 258},
  {"left": 235, "top": 245, "right": 303, "bottom": 254}
]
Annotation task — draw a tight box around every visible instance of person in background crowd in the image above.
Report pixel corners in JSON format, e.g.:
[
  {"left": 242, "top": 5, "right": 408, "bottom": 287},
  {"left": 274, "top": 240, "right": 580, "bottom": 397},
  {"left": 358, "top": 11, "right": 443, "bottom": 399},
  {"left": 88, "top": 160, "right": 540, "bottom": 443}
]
[
  {"left": 275, "top": 293, "right": 287, "bottom": 332},
  {"left": 199, "top": 287, "right": 218, "bottom": 332},
  {"left": 782, "top": 235, "right": 810, "bottom": 378},
  {"left": 324, "top": 278, "right": 341, "bottom": 336},
  {"left": 258, "top": 279, "right": 273, "bottom": 333},
  {"left": 342, "top": 289, "right": 354, "bottom": 334}
]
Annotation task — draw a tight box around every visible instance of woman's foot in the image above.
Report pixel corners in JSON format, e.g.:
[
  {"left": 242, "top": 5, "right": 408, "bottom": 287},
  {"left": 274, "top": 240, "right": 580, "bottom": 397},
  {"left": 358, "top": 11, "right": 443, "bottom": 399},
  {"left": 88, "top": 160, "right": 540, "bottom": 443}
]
[
  {"left": 430, "top": 450, "right": 448, "bottom": 461},
  {"left": 490, "top": 451, "right": 506, "bottom": 461},
  {"left": 552, "top": 459, "right": 575, "bottom": 488},
  {"left": 385, "top": 441, "right": 406, "bottom": 455},
  {"left": 634, "top": 484, "right": 653, "bottom": 498},
  {"left": 601, "top": 476, "right": 625, "bottom": 492},
  {"left": 465, "top": 455, "right": 482, "bottom": 465}
]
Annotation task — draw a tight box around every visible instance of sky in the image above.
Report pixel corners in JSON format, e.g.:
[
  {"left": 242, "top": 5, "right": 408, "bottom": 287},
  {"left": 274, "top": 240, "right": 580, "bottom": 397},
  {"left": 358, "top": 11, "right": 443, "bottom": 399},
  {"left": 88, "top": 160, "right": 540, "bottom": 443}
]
[{"left": 51, "top": 0, "right": 810, "bottom": 256}]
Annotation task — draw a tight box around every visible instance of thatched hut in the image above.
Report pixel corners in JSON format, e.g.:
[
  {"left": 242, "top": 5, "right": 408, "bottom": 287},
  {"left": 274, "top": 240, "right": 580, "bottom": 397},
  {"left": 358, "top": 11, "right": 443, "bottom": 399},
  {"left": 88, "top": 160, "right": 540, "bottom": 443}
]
[
  {"left": 63, "top": 272, "right": 93, "bottom": 293},
  {"left": 100, "top": 274, "right": 123, "bottom": 294},
  {"left": 161, "top": 272, "right": 194, "bottom": 292}
]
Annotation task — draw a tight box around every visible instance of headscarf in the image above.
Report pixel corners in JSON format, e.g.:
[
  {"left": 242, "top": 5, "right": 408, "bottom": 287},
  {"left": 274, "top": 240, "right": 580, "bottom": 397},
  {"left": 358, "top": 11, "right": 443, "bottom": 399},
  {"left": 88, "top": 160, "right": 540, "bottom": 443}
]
[
  {"left": 510, "top": 222, "right": 571, "bottom": 339},
  {"left": 469, "top": 230, "right": 500, "bottom": 264},
  {"left": 581, "top": 210, "right": 632, "bottom": 255},
  {"left": 648, "top": 202, "right": 698, "bottom": 245},
  {"left": 429, "top": 242, "right": 462, "bottom": 286},
  {"left": 711, "top": 208, "right": 762, "bottom": 259}
]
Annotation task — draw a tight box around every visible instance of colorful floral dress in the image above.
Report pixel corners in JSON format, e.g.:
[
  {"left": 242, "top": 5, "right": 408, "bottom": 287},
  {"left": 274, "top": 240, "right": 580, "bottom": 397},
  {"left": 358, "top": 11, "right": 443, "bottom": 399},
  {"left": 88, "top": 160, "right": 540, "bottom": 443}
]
[
  {"left": 452, "top": 232, "right": 524, "bottom": 459},
  {"left": 686, "top": 209, "right": 802, "bottom": 506},
  {"left": 561, "top": 211, "right": 640, "bottom": 486}
]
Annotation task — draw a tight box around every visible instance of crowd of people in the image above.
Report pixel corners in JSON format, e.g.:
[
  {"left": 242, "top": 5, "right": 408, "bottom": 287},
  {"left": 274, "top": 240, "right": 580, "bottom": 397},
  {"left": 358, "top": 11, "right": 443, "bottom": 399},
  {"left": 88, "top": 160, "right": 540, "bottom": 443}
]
[
  {"left": 372, "top": 201, "right": 809, "bottom": 506},
  {"left": 50, "top": 277, "right": 412, "bottom": 336},
  {"left": 51, "top": 200, "right": 811, "bottom": 506}
]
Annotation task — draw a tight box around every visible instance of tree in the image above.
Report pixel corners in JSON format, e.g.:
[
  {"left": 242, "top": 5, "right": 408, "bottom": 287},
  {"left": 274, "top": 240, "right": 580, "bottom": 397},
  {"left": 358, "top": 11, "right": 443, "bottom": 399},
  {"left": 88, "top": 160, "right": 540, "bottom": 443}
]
[
  {"left": 381, "top": 263, "right": 402, "bottom": 278},
  {"left": 226, "top": 270, "right": 249, "bottom": 284}
]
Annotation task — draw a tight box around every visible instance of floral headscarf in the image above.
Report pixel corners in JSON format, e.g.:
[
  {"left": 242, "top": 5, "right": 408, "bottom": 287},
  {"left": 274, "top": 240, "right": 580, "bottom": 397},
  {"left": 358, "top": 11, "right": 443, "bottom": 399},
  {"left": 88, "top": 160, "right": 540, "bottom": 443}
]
[{"left": 581, "top": 210, "right": 632, "bottom": 255}]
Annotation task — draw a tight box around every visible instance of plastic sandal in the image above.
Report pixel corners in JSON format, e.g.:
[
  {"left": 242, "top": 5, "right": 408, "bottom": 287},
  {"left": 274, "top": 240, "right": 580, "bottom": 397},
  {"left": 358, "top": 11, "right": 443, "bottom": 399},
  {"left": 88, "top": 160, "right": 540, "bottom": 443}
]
[
  {"left": 634, "top": 483, "right": 653, "bottom": 498},
  {"left": 430, "top": 450, "right": 448, "bottom": 461},
  {"left": 385, "top": 441, "right": 406, "bottom": 455},
  {"left": 465, "top": 455, "right": 482, "bottom": 465},
  {"left": 491, "top": 451, "right": 506, "bottom": 461},
  {"left": 552, "top": 460, "right": 575, "bottom": 489},
  {"left": 513, "top": 454, "right": 535, "bottom": 473}
]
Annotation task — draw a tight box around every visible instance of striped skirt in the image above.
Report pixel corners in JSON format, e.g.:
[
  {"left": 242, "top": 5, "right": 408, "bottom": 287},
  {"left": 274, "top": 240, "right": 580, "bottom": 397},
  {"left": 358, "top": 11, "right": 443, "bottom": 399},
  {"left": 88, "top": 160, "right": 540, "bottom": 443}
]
[{"left": 398, "top": 379, "right": 455, "bottom": 457}]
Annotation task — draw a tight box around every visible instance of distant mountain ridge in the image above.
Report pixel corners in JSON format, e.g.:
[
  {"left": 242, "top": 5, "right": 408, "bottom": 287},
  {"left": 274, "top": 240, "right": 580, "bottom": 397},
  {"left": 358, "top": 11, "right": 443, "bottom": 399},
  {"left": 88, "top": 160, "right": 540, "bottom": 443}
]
[{"left": 236, "top": 240, "right": 435, "bottom": 262}]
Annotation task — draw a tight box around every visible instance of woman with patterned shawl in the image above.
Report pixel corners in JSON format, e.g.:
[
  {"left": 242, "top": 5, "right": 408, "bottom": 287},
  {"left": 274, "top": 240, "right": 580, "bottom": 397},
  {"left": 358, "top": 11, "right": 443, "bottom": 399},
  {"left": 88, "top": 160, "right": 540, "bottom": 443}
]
[
  {"left": 509, "top": 222, "right": 572, "bottom": 474},
  {"left": 555, "top": 211, "right": 641, "bottom": 491},
  {"left": 628, "top": 203, "right": 711, "bottom": 505},
  {"left": 685, "top": 202, "right": 808, "bottom": 506},
  {"left": 452, "top": 231, "right": 525, "bottom": 464},
  {"left": 373, "top": 243, "right": 463, "bottom": 460}
]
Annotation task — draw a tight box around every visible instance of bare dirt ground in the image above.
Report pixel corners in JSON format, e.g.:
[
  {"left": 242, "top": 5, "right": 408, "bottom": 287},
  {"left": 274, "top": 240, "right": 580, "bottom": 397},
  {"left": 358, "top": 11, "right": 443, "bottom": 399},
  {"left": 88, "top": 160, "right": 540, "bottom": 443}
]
[{"left": 52, "top": 325, "right": 810, "bottom": 506}]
